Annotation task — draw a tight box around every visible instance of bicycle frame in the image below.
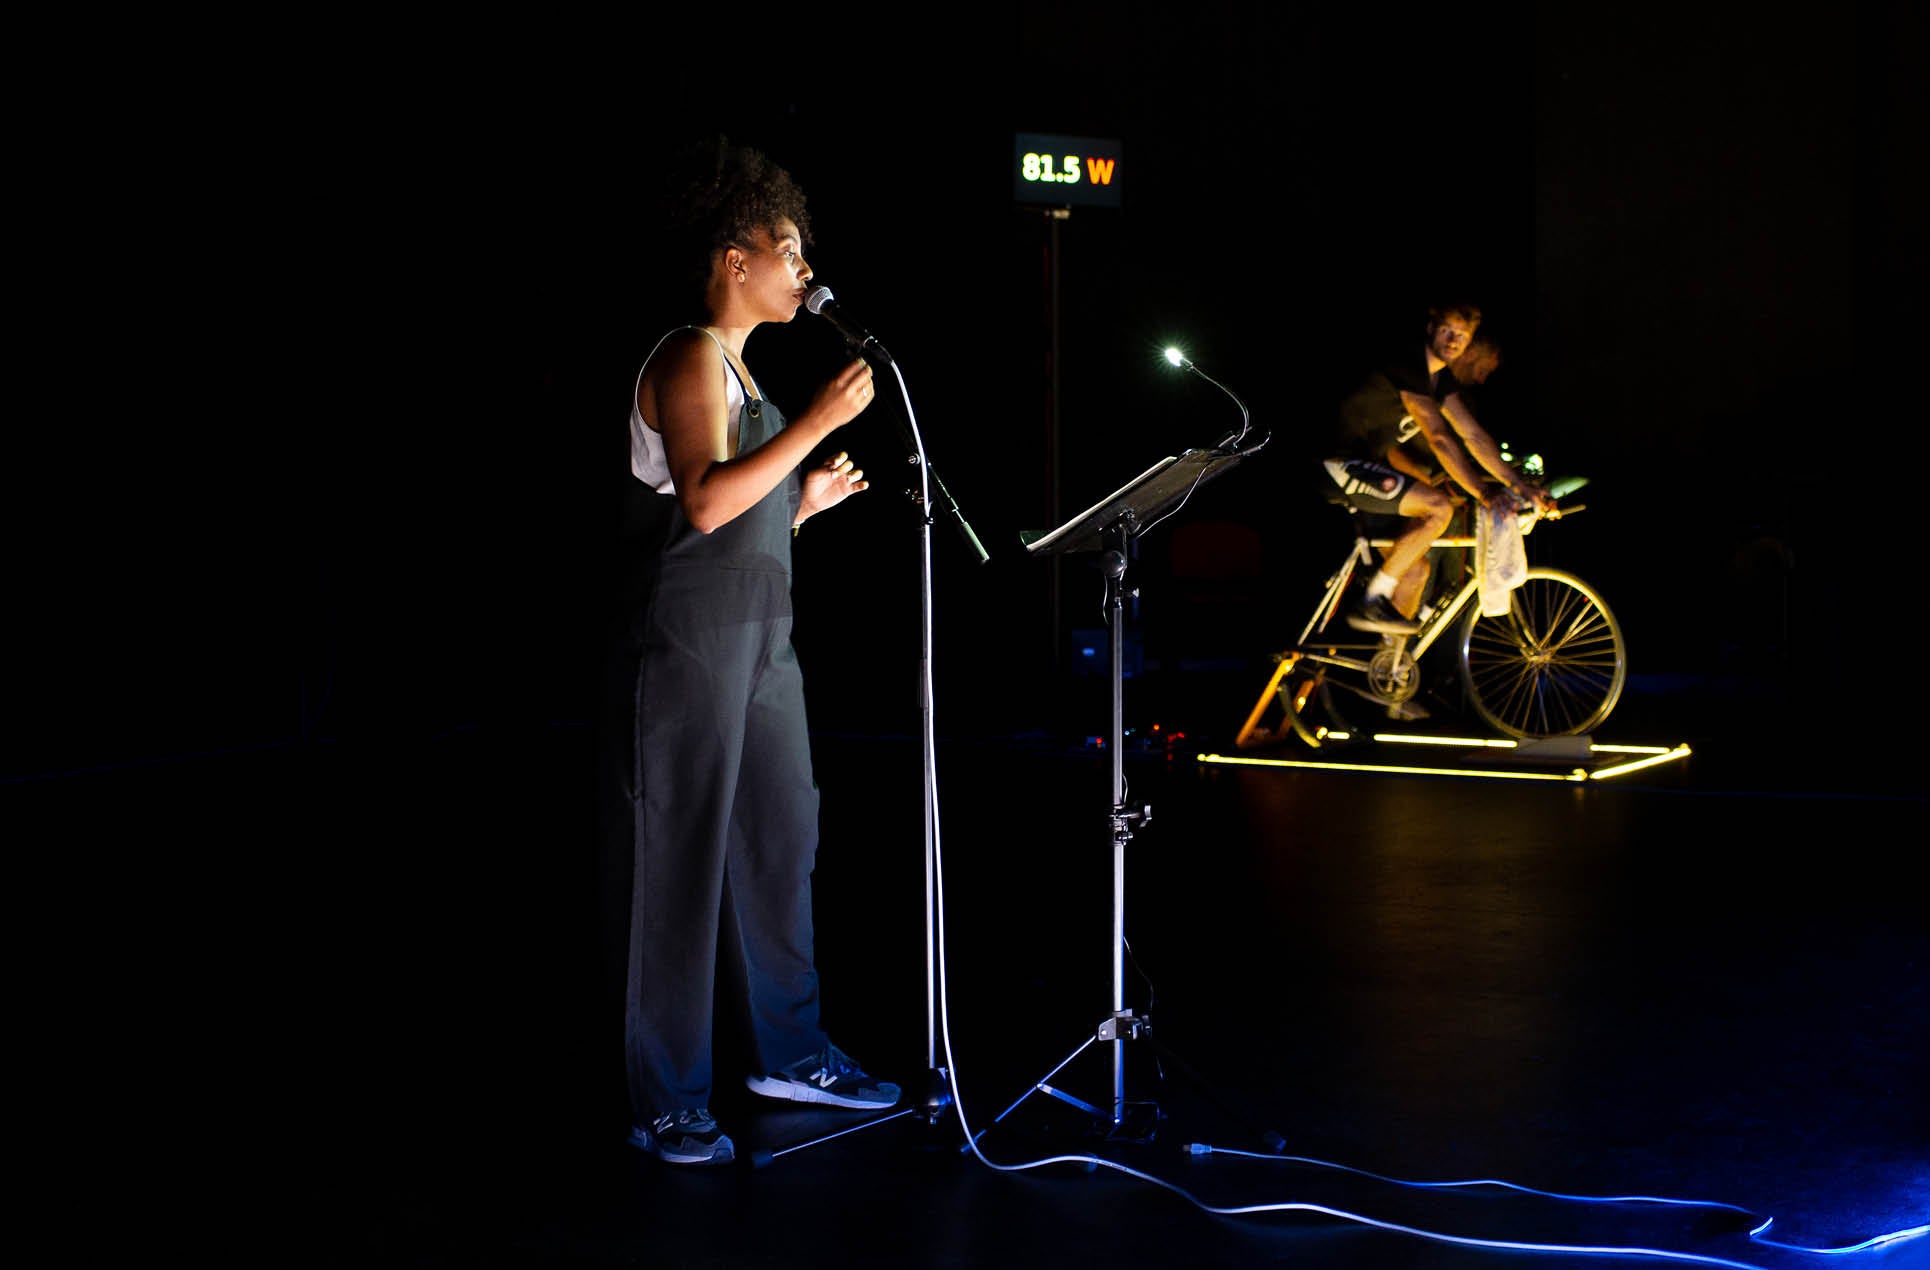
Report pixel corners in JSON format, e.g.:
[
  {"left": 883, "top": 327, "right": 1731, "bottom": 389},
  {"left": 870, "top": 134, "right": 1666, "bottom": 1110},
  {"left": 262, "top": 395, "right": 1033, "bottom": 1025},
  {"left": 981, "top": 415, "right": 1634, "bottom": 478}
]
[
  {"left": 1237, "top": 503, "right": 1625, "bottom": 748},
  {"left": 1291, "top": 531, "right": 1487, "bottom": 674},
  {"left": 1237, "top": 532, "right": 1475, "bottom": 749}
]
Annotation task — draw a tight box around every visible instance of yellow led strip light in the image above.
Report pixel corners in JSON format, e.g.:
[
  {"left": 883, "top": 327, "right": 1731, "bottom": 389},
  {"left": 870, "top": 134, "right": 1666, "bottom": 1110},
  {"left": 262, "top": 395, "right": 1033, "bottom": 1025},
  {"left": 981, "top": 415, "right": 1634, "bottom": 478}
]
[{"left": 1197, "top": 742, "right": 1691, "bottom": 783}]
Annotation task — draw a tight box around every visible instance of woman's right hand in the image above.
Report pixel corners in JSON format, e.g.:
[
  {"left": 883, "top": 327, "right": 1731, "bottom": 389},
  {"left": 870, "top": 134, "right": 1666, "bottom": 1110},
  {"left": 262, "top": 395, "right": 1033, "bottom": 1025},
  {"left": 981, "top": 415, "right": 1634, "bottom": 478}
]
[{"left": 807, "top": 357, "right": 877, "bottom": 434}]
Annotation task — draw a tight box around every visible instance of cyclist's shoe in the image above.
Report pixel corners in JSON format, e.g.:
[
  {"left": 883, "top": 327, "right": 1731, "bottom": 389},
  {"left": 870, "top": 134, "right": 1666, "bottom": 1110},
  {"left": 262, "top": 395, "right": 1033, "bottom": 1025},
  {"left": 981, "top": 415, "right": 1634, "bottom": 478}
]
[
  {"left": 746, "top": 1043, "right": 901, "bottom": 1110},
  {"left": 1385, "top": 698, "right": 1431, "bottom": 721},
  {"left": 1346, "top": 595, "right": 1421, "bottom": 635},
  {"left": 629, "top": 1107, "right": 735, "bottom": 1166}
]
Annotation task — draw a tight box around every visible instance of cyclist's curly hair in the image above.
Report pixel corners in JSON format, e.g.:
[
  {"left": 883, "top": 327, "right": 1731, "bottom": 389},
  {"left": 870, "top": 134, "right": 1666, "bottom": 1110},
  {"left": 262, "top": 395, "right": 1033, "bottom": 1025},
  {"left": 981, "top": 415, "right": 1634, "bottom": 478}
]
[
  {"left": 662, "top": 136, "right": 812, "bottom": 306},
  {"left": 1427, "top": 300, "right": 1483, "bottom": 330},
  {"left": 1451, "top": 332, "right": 1502, "bottom": 385}
]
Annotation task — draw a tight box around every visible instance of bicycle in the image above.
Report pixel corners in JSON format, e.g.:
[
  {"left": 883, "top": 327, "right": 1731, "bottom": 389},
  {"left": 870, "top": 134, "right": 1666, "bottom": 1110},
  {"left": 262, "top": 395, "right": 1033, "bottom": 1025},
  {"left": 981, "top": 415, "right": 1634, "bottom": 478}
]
[{"left": 1234, "top": 494, "right": 1626, "bottom": 749}]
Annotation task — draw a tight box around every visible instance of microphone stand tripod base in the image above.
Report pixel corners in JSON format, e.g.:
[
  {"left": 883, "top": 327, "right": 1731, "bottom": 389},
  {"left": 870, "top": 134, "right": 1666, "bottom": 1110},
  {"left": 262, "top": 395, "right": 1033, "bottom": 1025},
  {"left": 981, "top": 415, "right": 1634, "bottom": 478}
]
[
  {"left": 1103, "top": 1102, "right": 1165, "bottom": 1146},
  {"left": 919, "top": 1066, "right": 955, "bottom": 1123}
]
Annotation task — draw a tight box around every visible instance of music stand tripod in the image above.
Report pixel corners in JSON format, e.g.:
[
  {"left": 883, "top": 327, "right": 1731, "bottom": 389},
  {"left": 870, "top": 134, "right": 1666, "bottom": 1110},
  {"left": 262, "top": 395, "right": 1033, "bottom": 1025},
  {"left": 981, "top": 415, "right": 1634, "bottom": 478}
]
[{"left": 991, "top": 446, "right": 1256, "bottom": 1144}]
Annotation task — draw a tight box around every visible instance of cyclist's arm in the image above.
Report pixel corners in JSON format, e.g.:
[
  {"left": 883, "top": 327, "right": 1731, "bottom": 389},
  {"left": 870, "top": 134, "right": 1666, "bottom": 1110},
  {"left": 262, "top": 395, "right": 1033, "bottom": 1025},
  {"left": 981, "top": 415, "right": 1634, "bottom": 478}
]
[
  {"left": 1439, "top": 392, "right": 1557, "bottom": 513},
  {"left": 1400, "top": 391, "right": 1504, "bottom": 507}
]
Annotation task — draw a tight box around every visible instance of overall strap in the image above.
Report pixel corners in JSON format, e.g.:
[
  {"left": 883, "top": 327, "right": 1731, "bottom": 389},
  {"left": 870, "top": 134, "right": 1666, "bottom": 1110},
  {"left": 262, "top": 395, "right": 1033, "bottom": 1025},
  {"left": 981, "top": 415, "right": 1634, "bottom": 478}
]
[{"left": 632, "top": 326, "right": 763, "bottom": 408}]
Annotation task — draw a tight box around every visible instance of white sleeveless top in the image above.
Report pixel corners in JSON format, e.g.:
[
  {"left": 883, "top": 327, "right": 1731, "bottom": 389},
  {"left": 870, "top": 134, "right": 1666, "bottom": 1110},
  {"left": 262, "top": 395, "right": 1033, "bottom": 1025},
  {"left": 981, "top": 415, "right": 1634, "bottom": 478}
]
[{"left": 629, "top": 327, "right": 760, "bottom": 494}]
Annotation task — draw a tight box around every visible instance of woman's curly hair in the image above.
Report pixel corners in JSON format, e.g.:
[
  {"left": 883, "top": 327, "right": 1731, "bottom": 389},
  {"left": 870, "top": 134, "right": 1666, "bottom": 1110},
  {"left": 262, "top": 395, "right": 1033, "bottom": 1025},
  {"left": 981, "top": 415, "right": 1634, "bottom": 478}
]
[
  {"left": 1451, "top": 332, "right": 1502, "bottom": 386},
  {"left": 662, "top": 136, "right": 812, "bottom": 306}
]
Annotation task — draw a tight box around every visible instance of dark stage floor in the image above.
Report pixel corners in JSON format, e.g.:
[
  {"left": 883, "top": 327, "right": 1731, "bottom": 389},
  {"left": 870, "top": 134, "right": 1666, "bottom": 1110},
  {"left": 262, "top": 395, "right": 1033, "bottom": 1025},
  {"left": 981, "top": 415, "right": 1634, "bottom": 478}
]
[{"left": 15, "top": 671, "right": 1927, "bottom": 1268}]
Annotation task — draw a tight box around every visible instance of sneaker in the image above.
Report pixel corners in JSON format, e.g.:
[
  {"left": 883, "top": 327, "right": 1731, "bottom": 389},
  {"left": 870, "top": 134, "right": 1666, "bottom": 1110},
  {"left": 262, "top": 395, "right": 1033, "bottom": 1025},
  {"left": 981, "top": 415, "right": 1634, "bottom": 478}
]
[
  {"left": 628, "top": 1107, "right": 735, "bottom": 1166},
  {"left": 745, "top": 1043, "right": 902, "bottom": 1110},
  {"left": 1346, "top": 594, "right": 1421, "bottom": 635},
  {"left": 1385, "top": 697, "right": 1431, "bottom": 721}
]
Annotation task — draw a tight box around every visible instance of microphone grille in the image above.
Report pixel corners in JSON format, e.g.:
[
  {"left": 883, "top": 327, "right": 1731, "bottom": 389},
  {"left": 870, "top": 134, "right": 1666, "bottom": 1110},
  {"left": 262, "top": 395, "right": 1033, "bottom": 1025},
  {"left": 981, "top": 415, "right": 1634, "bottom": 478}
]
[{"left": 804, "top": 285, "right": 834, "bottom": 315}]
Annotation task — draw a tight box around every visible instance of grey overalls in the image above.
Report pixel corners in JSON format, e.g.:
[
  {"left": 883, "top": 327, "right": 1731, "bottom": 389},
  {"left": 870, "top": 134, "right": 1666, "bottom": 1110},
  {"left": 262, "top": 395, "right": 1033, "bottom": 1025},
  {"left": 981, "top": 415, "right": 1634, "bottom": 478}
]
[{"left": 620, "top": 338, "right": 828, "bottom": 1120}]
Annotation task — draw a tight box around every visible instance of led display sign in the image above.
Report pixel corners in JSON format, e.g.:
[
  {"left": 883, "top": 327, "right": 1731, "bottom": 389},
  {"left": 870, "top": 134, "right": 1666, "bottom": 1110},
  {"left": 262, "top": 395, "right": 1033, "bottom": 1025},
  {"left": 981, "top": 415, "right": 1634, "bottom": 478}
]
[{"left": 1014, "top": 133, "right": 1122, "bottom": 209}]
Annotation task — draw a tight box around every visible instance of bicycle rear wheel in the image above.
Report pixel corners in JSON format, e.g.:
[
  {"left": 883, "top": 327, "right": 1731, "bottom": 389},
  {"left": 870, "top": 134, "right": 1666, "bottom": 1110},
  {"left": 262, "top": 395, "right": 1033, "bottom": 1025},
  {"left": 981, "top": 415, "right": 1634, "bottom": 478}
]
[{"left": 1457, "top": 568, "right": 1625, "bottom": 738}]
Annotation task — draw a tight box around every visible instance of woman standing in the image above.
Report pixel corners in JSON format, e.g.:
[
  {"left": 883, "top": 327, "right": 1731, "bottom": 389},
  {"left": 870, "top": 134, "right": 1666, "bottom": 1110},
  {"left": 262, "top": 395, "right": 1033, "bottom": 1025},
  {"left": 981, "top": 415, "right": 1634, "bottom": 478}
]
[{"left": 614, "top": 139, "right": 896, "bottom": 1167}]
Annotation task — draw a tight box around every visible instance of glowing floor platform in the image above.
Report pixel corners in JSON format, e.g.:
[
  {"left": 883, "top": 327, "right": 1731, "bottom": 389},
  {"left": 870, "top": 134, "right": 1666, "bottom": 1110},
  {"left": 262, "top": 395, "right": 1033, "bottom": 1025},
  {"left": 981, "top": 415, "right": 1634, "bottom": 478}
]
[{"left": 1199, "top": 733, "right": 1692, "bottom": 783}]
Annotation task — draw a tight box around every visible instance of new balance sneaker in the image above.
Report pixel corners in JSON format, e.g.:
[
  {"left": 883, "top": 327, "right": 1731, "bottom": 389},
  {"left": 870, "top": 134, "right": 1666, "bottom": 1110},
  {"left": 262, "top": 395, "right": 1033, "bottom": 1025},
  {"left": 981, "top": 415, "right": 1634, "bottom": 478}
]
[
  {"left": 628, "top": 1107, "right": 735, "bottom": 1166},
  {"left": 1346, "top": 594, "right": 1421, "bottom": 635},
  {"left": 745, "top": 1043, "right": 901, "bottom": 1110}
]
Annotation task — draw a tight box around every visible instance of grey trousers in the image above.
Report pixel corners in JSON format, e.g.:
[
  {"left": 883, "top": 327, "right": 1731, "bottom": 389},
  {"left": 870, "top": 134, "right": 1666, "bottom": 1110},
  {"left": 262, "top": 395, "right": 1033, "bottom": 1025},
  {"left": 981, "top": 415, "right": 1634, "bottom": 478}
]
[{"left": 620, "top": 564, "right": 827, "bottom": 1121}]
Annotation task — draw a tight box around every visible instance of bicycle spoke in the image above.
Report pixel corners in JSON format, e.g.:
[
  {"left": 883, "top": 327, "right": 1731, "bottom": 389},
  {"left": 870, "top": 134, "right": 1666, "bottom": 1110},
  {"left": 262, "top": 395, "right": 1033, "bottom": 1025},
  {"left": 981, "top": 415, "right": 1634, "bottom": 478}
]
[{"left": 1461, "top": 570, "right": 1627, "bottom": 739}]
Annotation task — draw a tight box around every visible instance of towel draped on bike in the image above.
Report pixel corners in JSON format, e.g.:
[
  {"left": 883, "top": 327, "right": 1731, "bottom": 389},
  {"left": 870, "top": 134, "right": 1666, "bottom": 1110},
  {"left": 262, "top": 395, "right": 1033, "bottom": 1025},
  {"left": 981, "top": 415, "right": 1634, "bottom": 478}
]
[{"left": 1476, "top": 504, "right": 1528, "bottom": 616}]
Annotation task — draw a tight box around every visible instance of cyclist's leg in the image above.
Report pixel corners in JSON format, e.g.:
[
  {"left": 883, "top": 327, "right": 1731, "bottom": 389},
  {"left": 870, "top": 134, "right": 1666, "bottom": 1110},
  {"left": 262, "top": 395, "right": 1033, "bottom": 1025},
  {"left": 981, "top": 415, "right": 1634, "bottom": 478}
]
[
  {"left": 1383, "top": 482, "right": 1452, "bottom": 591},
  {"left": 1392, "top": 555, "right": 1434, "bottom": 621},
  {"left": 1388, "top": 482, "right": 1455, "bottom": 618},
  {"left": 1323, "top": 460, "right": 1437, "bottom": 632}
]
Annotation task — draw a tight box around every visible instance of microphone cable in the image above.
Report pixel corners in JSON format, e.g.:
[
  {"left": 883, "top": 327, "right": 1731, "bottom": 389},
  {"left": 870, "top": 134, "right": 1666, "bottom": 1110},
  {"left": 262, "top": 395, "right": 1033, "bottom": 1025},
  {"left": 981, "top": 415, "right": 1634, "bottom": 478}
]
[{"left": 922, "top": 763, "right": 1923, "bottom": 1269}]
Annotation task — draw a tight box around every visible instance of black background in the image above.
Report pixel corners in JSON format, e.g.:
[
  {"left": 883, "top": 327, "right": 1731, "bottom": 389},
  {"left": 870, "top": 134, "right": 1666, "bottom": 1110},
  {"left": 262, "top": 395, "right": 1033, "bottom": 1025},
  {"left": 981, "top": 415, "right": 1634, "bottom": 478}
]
[{"left": 9, "top": 2, "right": 1921, "bottom": 779}]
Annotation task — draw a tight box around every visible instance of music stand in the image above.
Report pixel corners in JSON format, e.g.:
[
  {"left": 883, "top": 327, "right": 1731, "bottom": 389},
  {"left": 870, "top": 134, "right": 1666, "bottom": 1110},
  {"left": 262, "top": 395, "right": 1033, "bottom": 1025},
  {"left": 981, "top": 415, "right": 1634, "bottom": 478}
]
[{"left": 999, "top": 445, "right": 1248, "bottom": 1140}]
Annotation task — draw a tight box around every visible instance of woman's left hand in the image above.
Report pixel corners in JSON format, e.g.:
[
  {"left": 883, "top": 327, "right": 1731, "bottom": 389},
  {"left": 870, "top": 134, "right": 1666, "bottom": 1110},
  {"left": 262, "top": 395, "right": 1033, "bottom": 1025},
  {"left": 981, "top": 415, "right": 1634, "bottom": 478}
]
[{"left": 796, "top": 452, "right": 869, "bottom": 526}]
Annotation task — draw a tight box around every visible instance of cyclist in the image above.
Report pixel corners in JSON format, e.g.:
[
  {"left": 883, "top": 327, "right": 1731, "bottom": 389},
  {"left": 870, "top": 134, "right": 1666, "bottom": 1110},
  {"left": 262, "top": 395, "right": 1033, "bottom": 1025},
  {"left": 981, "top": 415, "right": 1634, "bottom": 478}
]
[{"left": 1323, "top": 304, "right": 1556, "bottom": 634}]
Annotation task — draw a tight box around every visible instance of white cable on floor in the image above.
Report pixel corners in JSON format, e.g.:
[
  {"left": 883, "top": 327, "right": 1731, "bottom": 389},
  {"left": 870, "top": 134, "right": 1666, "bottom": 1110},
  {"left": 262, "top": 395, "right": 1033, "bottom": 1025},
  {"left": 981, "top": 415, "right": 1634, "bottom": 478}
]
[{"left": 922, "top": 757, "right": 1925, "bottom": 1268}]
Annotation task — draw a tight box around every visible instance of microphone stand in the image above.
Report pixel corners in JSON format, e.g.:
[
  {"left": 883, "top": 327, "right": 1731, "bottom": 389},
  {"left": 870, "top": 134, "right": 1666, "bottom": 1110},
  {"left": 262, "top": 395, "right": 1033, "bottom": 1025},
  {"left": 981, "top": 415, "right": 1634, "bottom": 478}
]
[
  {"left": 754, "top": 333, "right": 985, "bottom": 1169},
  {"left": 808, "top": 317, "right": 988, "bottom": 569}
]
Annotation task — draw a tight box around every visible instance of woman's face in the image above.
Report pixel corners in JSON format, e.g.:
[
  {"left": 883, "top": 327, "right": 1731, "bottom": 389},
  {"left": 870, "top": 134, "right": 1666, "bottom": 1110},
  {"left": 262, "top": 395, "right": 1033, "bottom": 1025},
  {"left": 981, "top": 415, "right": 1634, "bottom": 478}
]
[{"left": 730, "top": 218, "right": 813, "bottom": 323}]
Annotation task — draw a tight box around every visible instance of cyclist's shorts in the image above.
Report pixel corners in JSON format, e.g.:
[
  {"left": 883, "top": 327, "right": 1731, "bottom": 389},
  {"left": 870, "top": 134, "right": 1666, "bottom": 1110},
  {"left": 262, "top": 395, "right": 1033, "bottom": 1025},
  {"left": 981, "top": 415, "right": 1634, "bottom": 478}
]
[{"left": 1323, "top": 458, "right": 1410, "bottom": 515}]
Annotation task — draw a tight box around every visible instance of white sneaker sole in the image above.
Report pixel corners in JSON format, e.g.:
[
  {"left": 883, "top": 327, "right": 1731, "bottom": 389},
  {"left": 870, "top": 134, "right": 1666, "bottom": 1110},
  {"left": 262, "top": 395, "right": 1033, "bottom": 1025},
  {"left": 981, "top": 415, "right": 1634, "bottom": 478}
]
[
  {"left": 627, "top": 1123, "right": 734, "bottom": 1166},
  {"left": 744, "top": 1074, "right": 900, "bottom": 1110}
]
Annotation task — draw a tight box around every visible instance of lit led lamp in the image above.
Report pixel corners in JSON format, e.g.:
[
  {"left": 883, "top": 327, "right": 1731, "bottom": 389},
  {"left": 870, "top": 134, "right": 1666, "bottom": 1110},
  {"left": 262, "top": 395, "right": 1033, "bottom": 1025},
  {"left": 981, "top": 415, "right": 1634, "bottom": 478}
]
[{"left": 1197, "top": 740, "right": 1691, "bottom": 783}]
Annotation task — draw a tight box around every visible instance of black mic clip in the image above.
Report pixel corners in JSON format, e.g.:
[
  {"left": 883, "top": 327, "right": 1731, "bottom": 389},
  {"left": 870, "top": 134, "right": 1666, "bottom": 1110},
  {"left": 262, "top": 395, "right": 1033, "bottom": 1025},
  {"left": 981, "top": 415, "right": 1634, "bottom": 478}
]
[{"left": 805, "top": 286, "right": 893, "bottom": 364}]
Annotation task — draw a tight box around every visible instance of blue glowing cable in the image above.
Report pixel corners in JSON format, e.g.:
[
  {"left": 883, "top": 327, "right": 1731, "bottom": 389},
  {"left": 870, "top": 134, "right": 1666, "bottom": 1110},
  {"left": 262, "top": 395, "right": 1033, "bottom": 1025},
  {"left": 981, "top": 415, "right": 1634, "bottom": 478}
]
[
  {"left": 956, "top": 1147, "right": 1775, "bottom": 1269},
  {"left": 1747, "top": 1216, "right": 1930, "bottom": 1255},
  {"left": 934, "top": 855, "right": 1773, "bottom": 1269},
  {"left": 924, "top": 740, "right": 1922, "bottom": 1268},
  {"left": 1186, "top": 1144, "right": 1756, "bottom": 1214},
  {"left": 1184, "top": 1144, "right": 1930, "bottom": 1258}
]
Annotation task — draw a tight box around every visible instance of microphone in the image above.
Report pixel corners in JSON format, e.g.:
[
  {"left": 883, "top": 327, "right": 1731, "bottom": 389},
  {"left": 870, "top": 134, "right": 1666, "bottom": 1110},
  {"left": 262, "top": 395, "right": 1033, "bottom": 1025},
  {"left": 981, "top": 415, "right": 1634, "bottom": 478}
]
[{"left": 804, "top": 285, "right": 890, "bottom": 361}]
